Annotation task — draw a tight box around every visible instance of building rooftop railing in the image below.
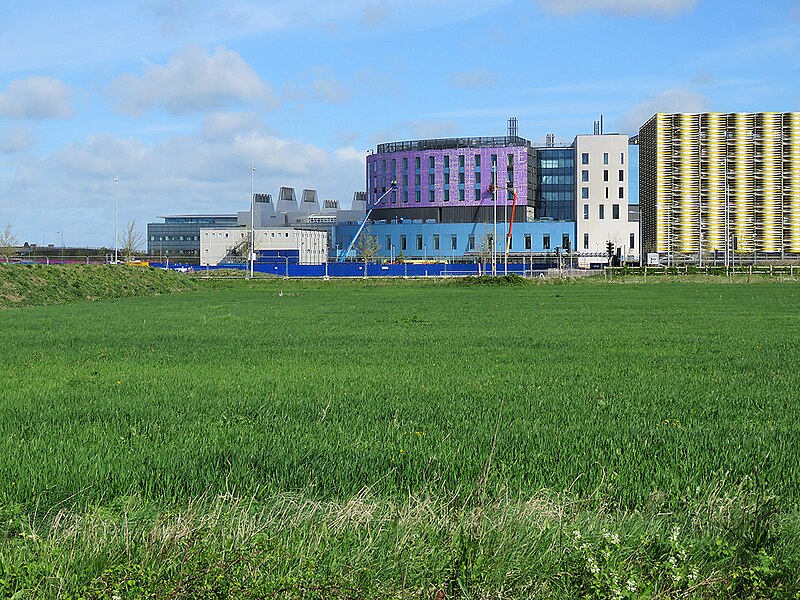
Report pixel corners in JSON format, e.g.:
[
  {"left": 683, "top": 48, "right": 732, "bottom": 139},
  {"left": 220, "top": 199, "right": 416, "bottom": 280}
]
[{"left": 375, "top": 136, "right": 533, "bottom": 154}]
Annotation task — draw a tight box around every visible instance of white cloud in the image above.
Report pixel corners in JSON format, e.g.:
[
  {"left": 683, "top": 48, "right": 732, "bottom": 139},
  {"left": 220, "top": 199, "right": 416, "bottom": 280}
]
[
  {"left": 0, "top": 126, "right": 35, "bottom": 154},
  {"left": 201, "top": 112, "right": 264, "bottom": 141},
  {"left": 312, "top": 78, "right": 351, "bottom": 103},
  {"left": 535, "top": 0, "right": 697, "bottom": 17},
  {"left": 449, "top": 69, "right": 498, "bottom": 89},
  {"left": 334, "top": 146, "right": 364, "bottom": 162},
  {"left": 0, "top": 77, "right": 73, "bottom": 119},
  {"left": 109, "top": 45, "right": 275, "bottom": 116},
  {"left": 2, "top": 126, "right": 365, "bottom": 246},
  {"left": 620, "top": 87, "right": 708, "bottom": 134},
  {"left": 363, "top": 2, "right": 387, "bottom": 27}
]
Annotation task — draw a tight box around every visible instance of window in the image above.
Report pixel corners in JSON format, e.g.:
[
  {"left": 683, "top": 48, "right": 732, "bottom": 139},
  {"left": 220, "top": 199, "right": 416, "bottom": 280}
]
[
  {"left": 415, "top": 157, "right": 421, "bottom": 170},
  {"left": 619, "top": 187, "right": 624, "bottom": 199},
  {"left": 416, "top": 235, "right": 423, "bottom": 251},
  {"left": 581, "top": 170, "right": 589, "bottom": 182},
  {"left": 599, "top": 205, "right": 605, "bottom": 219},
  {"left": 605, "top": 187, "right": 609, "bottom": 199},
  {"left": 603, "top": 152, "right": 609, "bottom": 165},
  {"left": 581, "top": 152, "right": 589, "bottom": 165},
  {"left": 403, "top": 158, "right": 408, "bottom": 170},
  {"left": 385, "top": 236, "right": 391, "bottom": 250},
  {"left": 458, "top": 155, "right": 465, "bottom": 169},
  {"left": 429, "top": 189, "right": 435, "bottom": 202},
  {"left": 474, "top": 154, "right": 481, "bottom": 168},
  {"left": 444, "top": 188, "right": 450, "bottom": 202},
  {"left": 562, "top": 234, "right": 570, "bottom": 250},
  {"left": 459, "top": 188, "right": 465, "bottom": 201},
  {"left": 429, "top": 173, "right": 435, "bottom": 185},
  {"left": 630, "top": 233, "right": 635, "bottom": 249},
  {"left": 468, "top": 234, "right": 475, "bottom": 250},
  {"left": 403, "top": 191, "right": 408, "bottom": 203},
  {"left": 619, "top": 170, "right": 624, "bottom": 182},
  {"left": 429, "top": 156, "right": 435, "bottom": 169},
  {"left": 524, "top": 234, "right": 532, "bottom": 250},
  {"left": 474, "top": 189, "right": 481, "bottom": 201},
  {"left": 581, "top": 187, "right": 589, "bottom": 199},
  {"left": 400, "top": 235, "right": 407, "bottom": 251},
  {"left": 612, "top": 204, "right": 620, "bottom": 219},
  {"left": 584, "top": 233, "right": 589, "bottom": 250},
  {"left": 451, "top": 234, "right": 457, "bottom": 250},
  {"left": 415, "top": 190, "right": 421, "bottom": 203},
  {"left": 543, "top": 234, "right": 550, "bottom": 250},
  {"left": 444, "top": 156, "right": 450, "bottom": 169},
  {"left": 621, "top": 153, "right": 625, "bottom": 164},
  {"left": 433, "top": 235, "right": 439, "bottom": 250},
  {"left": 603, "top": 170, "right": 609, "bottom": 182},
  {"left": 475, "top": 171, "right": 481, "bottom": 184},
  {"left": 583, "top": 204, "right": 589, "bottom": 219}
]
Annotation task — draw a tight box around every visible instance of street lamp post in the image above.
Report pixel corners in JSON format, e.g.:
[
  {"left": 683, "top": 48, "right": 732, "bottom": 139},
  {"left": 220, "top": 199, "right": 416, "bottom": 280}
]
[
  {"left": 114, "top": 177, "right": 118, "bottom": 262},
  {"left": 250, "top": 164, "right": 255, "bottom": 279},
  {"left": 57, "top": 230, "right": 64, "bottom": 260}
]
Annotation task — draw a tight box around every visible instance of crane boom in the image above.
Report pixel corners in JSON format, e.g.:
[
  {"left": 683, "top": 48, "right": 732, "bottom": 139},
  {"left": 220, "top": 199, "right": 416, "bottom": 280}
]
[{"left": 339, "top": 181, "right": 397, "bottom": 263}]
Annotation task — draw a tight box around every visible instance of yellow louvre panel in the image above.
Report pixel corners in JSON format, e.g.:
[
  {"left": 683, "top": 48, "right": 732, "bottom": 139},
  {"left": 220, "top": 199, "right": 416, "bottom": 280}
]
[
  {"left": 704, "top": 113, "right": 726, "bottom": 252},
  {"left": 677, "top": 114, "right": 699, "bottom": 253},
  {"left": 787, "top": 113, "right": 800, "bottom": 253},
  {"left": 759, "top": 113, "right": 782, "bottom": 252},
  {"left": 656, "top": 115, "right": 672, "bottom": 252},
  {"left": 730, "top": 113, "right": 755, "bottom": 252}
]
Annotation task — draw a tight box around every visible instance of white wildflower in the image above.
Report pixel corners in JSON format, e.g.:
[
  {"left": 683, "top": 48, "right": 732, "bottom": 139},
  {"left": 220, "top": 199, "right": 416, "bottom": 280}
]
[{"left": 669, "top": 525, "right": 681, "bottom": 543}]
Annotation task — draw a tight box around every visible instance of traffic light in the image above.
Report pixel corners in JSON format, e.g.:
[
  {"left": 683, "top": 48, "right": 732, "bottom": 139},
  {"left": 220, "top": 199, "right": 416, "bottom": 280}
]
[{"left": 606, "top": 241, "right": 614, "bottom": 259}]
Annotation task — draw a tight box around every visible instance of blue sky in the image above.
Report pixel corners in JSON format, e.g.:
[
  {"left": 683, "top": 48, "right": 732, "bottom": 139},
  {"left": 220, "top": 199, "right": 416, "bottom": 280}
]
[{"left": 1, "top": 0, "right": 798, "bottom": 248}]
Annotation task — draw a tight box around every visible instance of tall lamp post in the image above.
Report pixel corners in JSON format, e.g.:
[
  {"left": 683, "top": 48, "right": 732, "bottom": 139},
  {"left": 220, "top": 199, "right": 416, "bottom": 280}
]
[
  {"left": 57, "top": 230, "right": 64, "bottom": 261},
  {"left": 250, "top": 164, "right": 255, "bottom": 279},
  {"left": 113, "top": 177, "right": 118, "bottom": 262}
]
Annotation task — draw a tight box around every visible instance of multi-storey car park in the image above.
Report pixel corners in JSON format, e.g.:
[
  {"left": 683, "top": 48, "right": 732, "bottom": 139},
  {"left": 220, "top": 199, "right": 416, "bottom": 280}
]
[{"left": 639, "top": 112, "right": 800, "bottom": 264}]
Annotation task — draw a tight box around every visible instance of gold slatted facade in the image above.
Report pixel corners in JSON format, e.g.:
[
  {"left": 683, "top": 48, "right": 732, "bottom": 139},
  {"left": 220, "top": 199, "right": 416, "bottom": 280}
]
[
  {"left": 703, "top": 113, "right": 726, "bottom": 252},
  {"left": 788, "top": 113, "right": 800, "bottom": 253},
  {"left": 640, "top": 112, "right": 800, "bottom": 259}
]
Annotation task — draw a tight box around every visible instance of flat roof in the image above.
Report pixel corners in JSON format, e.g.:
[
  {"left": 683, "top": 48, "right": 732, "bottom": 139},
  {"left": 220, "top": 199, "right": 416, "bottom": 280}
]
[{"left": 158, "top": 214, "right": 237, "bottom": 218}]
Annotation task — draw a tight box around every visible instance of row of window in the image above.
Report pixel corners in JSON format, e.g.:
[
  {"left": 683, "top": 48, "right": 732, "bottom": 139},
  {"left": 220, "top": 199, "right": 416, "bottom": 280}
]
[
  {"left": 581, "top": 169, "right": 624, "bottom": 182},
  {"left": 371, "top": 186, "right": 517, "bottom": 204},
  {"left": 582, "top": 233, "right": 636, "bottom": 250},
  {"left": 384, "top": 233, "right": 572, "bottom": 252},
  {"left": 372, "top": 153, "right": 517, "bottom": 173},
  {"left": 581, "top": 187, "right": 625, "bottom": 199},
  {"left": 581, "top": 152, "right": 625, "bottom": 165},
  {"left": 583, "top": 203, "right": 622, "bottom": 220},
  {"left": 150, "top": 235, "right": 200, "bottom": 242}
]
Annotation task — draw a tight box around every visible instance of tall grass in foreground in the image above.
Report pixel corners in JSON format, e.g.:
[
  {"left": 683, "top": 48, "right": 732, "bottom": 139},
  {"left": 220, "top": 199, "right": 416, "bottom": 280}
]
[{"left": 1, "top": 279, "right": 799, "bottom": 597}]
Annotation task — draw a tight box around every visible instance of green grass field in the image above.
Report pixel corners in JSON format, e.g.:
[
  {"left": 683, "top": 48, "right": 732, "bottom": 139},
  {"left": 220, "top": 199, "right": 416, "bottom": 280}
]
[{"left": 1, "top": 275, "right": 799, "bottom": 598}]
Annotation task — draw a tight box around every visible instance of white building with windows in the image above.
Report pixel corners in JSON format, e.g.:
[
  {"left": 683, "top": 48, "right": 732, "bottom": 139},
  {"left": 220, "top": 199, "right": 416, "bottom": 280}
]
[
  {"left": 200, "top": 227, "right": 328, "bottom": 266},
  {"left": 574, "top": 134, "right": 639, "bottom": 267}
]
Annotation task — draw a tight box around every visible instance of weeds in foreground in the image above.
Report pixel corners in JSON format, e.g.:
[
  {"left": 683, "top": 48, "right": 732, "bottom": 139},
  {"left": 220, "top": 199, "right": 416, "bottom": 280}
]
[{"left": 0, "top": 488, "right": 797, "bottom": 598}]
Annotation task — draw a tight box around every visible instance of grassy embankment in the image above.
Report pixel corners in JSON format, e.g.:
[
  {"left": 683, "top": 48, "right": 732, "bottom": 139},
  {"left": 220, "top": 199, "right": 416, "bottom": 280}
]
[
  {"left": 0, "top": 263, "right": 197, "bottom": 308},
  {"left": 0, "top": 271, "right": 799, "bottom": 597}
]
